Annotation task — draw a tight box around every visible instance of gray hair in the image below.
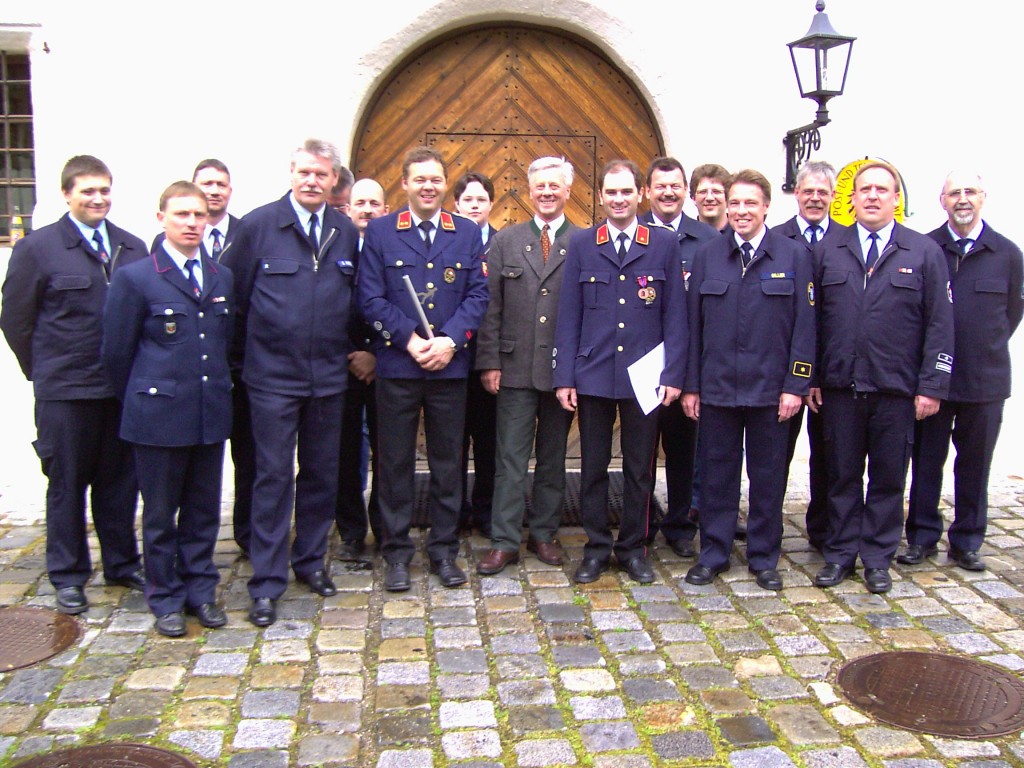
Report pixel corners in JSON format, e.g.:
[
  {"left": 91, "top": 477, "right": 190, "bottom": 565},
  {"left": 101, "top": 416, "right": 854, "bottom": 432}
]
[
  {"left": 796, "top": 160, "right": 837, "bottom": 191},
  {"left": 291, "top": 138, "right": 342, "bottom": 171},
  {"left": 528, "top": 156, "right": 574, "bottom": 187}
]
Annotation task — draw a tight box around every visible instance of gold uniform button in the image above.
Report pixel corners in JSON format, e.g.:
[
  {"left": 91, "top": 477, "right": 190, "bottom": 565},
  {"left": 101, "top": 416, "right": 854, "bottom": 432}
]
[
  {"left": 616, "top": 345, "right": 624, "bottom": 352},
  {"left": 618, "top": 322, "right": 625, "bottom": 328},
  {"left": 429, "top": 323, "right": 435, "bottom": 330},
  {"left": 198, "top": 311, "right": 204, "bottom": 319},
  {"left": 164, "top": 308, "right": 173, "bottom": 316},
  {"left": 619, "top": 274, "right": 626, "bottom": 281},
  {"left": 427, "top": 262, "right": 434, "bottom": 269},
  {"left": 590, "top": 276, "right": 595, "bottom": 282},
  {"left": 426, "top": 282, "right": 434, "bottom": 289},
  {"left": 428, "top": 303, "right": 435, "bottom": 309},
  {"left": 619, "top": 298, "right": 625, "bottom": 304},
  {"left": 396, "top": 260, "right": 404, "bottom": 267},
  {"left": 202, "top": 354, "right": 208, "bottom": 361},
  {"left": 199, "top": 333, "right": 206, "bottom": 339},
  {"left": 148, "top": 387, "right": 158, "bottom": 395},
  {"left": 539, "top": 316, "right": 547, "bottom": 323}
]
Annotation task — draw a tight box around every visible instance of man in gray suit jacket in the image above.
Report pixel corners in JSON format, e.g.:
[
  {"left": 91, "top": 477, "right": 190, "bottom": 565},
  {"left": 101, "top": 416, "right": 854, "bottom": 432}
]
[{"left": 476, "top": 157, "right": 577, "bottom": 575}]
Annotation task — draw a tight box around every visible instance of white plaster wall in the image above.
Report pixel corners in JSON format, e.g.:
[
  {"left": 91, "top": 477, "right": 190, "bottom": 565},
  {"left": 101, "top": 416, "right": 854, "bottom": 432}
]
[{"left": 1, "top": 0, "right": 1021, "bottom": 507}]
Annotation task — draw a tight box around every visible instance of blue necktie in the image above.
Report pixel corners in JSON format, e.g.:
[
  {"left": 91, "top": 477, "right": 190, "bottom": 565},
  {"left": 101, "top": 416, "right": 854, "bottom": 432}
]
[
  {"left": 186, "top": 258, "right": 201, "bottom": 297},
  {"left": 210, "top": 228, "right": 223, "bottom": 261},
  {"left": 92, "top": 231, "right": 110, "bottom": 277},
  {"left": 419, "top": 220, "right": 434, "bottom": 253},
  {"left": 308, "top": 213, "right": 319, "bottom": 253},
  {"left": 865, "top": 233, "right": 879, "bottom": 272}
]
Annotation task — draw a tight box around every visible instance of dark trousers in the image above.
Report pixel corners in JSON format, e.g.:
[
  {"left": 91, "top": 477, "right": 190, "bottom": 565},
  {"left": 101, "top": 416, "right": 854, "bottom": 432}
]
[
  {"left": 246, "top": 387, "right": 343, "bottom": 599},
  {"left": 907, "top": 399, "right": 1003, "bottom": 553},
  {"left": 489, "top": 387, "right": 572, "bottom": 551},
  {"left": 34, "top": 398, "right": 140, "bottom": 588},
  {"left": 697, "top": 403, "right": 788, "bottom": 572},
  {"left": 134, "top": 442, "right": 224, "bottom": 616},
  {"left": 822, "top": 389, "right": 914, "bottom": 569},
  {"left": 461, "top": 373, "right": 496, "bottom": 527},
  {"left": 376, "top": 377, "right": 466, "bottom": 564},
  {"left": 335, "top": 372, "right": 381, "bottom": 544},
  {"left": 785, "top": 405, "right": 829, "bottom": 547},
  {"left": 578, "top": 395, "right": 658, "bottom": 563},
  {"left": 229, "top": 378, "right": 256, "bottom": 553},
  {"left": 652, "top": 401, "right": 698, "bottom": 544}
]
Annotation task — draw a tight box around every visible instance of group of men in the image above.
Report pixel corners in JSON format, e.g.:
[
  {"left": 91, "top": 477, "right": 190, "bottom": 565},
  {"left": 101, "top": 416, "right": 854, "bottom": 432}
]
[{"left": 2, "top": 143, "right": 1019, "bottom": 639}]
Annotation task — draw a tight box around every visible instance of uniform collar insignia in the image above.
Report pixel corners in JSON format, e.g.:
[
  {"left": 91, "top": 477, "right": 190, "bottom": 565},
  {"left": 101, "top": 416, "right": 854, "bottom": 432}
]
[
  {"left": 635, "top": 225, "right": 649, "bottom": 246},
  {"left": 397, "top": 210, "right": 412, "bottom": 230},
  {"left": 596, "top": 224, "right": 609, "bottom": 245},
  {"left": 440, "top": 211, "right": 456, "bottom": 231}
]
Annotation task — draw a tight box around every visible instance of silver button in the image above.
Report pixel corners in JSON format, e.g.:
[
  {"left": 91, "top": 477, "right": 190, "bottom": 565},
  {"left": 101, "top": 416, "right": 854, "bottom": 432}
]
[
  {"left": 539, "top": 316, "right": 547, "bottom": 323},
  {"left": 619, "top": 275, "right": 626, "bottom": 281},
  {"left": 619, "top": 298, "right": 625, "bottom": 304},
  {"left": 148, "top": 387, "right": 158, "bottom": 395},
  {"left": 426, "top": 282, "right": 434, "bottom": 289},
  {"left": 396, "top": 260, "right": 404, "bottom": 267},
  {"left": 202, "top": 354, "right": 208, "bottom": 361},
  {"left": 164, "top": 308, "right": 173, "bottom": 315},
  {"left": 617, "top": 345, "right": 623, "bottom": 352},
  {"left": 202, "top": 375, "right": 208, "bottom": 382},
  {"left": 199, "top": 333, "right": 205, "bottom": 339},
  {"left": 198, "top": 311, "right": 204, "bottom": 319},
  {"left": 618, "top": 322, "right": 625, "bottom": 329},
  {"left": 540, "top": 288, "right": 549, "bottom": 295}
]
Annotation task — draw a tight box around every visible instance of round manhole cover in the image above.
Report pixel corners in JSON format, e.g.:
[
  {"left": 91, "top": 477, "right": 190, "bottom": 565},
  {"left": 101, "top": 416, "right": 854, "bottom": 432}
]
[
  {"left": 12, "top": 744, "right": 196, "bottom": 767},
  {"left": 838, "top": 651, "right": 1024, "bottom": 738},
  {"left": 0, "top": 606, "right": 82, "bottom": 671}
]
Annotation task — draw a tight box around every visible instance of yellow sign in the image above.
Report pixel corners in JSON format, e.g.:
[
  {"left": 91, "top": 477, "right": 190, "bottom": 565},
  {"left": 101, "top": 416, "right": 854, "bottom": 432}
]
[{"left": 831, "top": 158, "right": 906, "bottom": 226}]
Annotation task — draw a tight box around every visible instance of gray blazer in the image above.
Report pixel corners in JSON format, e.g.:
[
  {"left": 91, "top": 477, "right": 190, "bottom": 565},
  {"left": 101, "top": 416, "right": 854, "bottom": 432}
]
[{"left": 476, "top": 218, "right": 578, "bottom": 390}]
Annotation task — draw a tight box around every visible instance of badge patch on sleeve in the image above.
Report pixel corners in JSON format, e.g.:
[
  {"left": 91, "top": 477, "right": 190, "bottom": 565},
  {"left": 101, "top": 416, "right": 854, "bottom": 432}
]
[
  {"left": 793, "top": 361, "right": 812, "bottom": 378},
  {"left": 936, "top": 352, "right": 953, "bottom": 373}
]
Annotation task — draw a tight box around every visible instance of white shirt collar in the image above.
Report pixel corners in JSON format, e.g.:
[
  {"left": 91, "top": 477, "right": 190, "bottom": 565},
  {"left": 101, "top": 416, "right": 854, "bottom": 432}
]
[
  {"left": 534, "top": 214, "right": 565, "bottom": 233},
  {"left": 288, "top": 192, "right": 327, "bottom": 231},
  {"left": 734, "top": 226, "right": 766, "bottom": 254},
  {"left": 607, "top": 218, "right": 639, "bottom": 246},
  {"left": 796, "top": 214, "right": 829, "bottom": 239},
  {"left": 947, "top": 220, "right": 983, "bottom": 248}
]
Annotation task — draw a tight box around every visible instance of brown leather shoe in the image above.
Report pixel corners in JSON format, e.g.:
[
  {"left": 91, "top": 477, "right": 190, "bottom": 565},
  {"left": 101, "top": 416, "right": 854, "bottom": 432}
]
[
  {"left": 527, "top": 538, "right": 564, "bottom": 566},
  {"left": 477, "top": 548, "right": 519, "bottom": 575}
]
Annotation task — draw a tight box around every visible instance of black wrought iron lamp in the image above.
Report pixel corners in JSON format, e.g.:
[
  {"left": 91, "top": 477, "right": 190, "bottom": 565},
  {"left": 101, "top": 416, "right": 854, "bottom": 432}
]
[{"left": 782, "top": 1, "right": 856, "bottom": 192}]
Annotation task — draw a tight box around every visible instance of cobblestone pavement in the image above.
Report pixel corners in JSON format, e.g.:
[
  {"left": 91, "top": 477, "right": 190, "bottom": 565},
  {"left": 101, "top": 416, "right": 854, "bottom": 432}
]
[{"left": 2, "top": 471, "right": 1024, "bottom": 767}]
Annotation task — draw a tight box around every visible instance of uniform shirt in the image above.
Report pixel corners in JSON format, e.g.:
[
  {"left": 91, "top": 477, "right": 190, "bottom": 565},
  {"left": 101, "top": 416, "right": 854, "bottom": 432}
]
[
  {"left": 70, "top": 215, "right": 111, "bottom": 258},
  {"left": 203, "top": 216, "right": 232, "bottom": 259}
]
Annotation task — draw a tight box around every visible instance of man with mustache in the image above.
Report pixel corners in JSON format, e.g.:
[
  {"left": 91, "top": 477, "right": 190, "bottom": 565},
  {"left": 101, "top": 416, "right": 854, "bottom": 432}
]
[
  {"left": 900, "top": 172, "right": 1023, "bottom": 572},
  {"left": 640, "top": 157, "right": 716, "bottom": 559},
  {"left": 224, "top": 139, "right": 360, "bottom": 626}
]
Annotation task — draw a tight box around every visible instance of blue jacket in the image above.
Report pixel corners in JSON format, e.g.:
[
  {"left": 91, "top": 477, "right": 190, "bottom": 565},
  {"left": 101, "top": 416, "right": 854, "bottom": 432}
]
[
  {"left": 102, "top": 248, "right": 234, "bottom": 447},
  {"left": 359, "top": 209, "right": 488, "bottom": 379},
  {"left": 639, "top": 210, "right": 717, "bottom": 285},
  {"left": 685, "top": 228, "right": 816, "bottom": 406},
  {"left": 1, "top": 214, "right": 147, "bottom": 400},
  {"left": 223, "top": 193, "right": 360, "bottom": 397},
  {"left": 552, "top": 221, "right": 687, "bottom": 399},
  {"left": 929, "top": 221, "right": 1023, "bottom": 402},
  {"left": 814, "top": 222, "right": 954, "bottom": 398}
]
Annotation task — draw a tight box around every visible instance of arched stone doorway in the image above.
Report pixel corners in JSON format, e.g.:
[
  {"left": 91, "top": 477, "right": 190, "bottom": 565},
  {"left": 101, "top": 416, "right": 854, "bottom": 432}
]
[{"left": 352, "top": 23, "right": 664, "bottom": 227}]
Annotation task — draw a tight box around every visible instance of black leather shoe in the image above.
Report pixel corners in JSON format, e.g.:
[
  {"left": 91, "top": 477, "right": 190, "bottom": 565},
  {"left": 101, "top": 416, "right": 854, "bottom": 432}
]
[
  {"left": 55, "top": 585, "right": 88, "bottom": 615},
  {"left": 864, "top": 568, "right": 892, "bottom": 593},
  {"left": 621, "top": 556, "right": 655, "bottom": 583},
  {"left": 187, "top": 602, "right": 227, "bottom": 628},
  {"left": 685, "top": 562, "right": 730, "bottom": 585},
  {"left": 815, "top": 562, "right": 853, "bottom": 588},
  {"left": 298, "top": 570, "right": 337, "bottom": 597},
  {"left": 573, "top": 557, "right": 610, "bottom": 584},
  {"left": 752, "top": 568, "right": 783, "bottom": 591},
  {"left": 338, "top": 539, "right": 366, "bottom": 560},
  {"left": 384, "top": 562, "right": 411, "bottom": 592},
  {"left": 248, "top": 597, "right": 276, "bottom": 627},
  {"left": 105, "top": 569, "right": 146, "bottom": 591},
  {"left": 430, "top": 559, "right": 468, "bottom": 588},
  {"left": 896, "top": 544, "right": 938, "bottom": 565},
  {"left": 154, "top": 612, "right": 187, "bottom": 637},
  {"left": 949, "top": 547, "right": 986, "bottom": 571},
  {"left": 668, "top": 537, "right": 696, "bottom": 559}
]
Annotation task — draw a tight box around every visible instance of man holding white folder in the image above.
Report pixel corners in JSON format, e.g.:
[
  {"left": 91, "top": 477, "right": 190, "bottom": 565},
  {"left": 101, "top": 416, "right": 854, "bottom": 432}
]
[{"left": 553, "top": 159, "right": 686, "bottom": 584}]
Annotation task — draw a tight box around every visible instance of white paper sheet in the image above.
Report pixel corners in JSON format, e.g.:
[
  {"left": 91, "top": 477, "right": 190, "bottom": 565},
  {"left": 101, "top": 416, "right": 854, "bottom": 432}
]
[{"left": 627, "top": 342, "right": 665, "bottom": 415}]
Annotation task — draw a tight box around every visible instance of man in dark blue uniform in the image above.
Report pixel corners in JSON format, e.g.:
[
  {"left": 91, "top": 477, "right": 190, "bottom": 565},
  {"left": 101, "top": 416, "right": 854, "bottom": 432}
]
[
  {"left": 334, "top": 178, "right": 388, "bottom": 560},
  {"left": 554, "top": 159, "right": 687, "bottom": 585},
  {"left": 900, "top": 172, "right": 1023, "bottom": 571},
  {"left": 224, "top": 139, "right": 360, "bottom": 626},
  {"left": 682, "top": 169, "right": 815, "bottom": 590},
  {"left": 102, "top": 182, "right": 233, "bottom": 637},
  {"left": 812, "top": 161, "right": 954, "bottom": 594},
  {"left": 359, "top": 147, "right": 489, "bottom": 592},
  {"left": 772, "top": 160, "right": 849, "bottom": 551},
  {"left": 1, "top": 155, "right": 146, "bottom": 615},
  {"left": 641, "top": 157, "right": 717, "bottom": 559}
]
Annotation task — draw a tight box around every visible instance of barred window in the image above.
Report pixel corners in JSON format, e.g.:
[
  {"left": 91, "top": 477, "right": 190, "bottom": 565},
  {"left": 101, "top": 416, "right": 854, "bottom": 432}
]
[{"left": 1, "top": 50, "right": 33, "bottom": 244}]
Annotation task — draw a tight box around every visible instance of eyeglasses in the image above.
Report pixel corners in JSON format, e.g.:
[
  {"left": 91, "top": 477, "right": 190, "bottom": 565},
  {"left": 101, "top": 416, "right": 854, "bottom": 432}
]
[{"left": 944, "top": 188, "right": 983, "bottom": 199}]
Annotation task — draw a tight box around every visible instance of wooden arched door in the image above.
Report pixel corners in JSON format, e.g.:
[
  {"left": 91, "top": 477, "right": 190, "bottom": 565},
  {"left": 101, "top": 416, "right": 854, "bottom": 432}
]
[{"left": 352, "top": 24, "right": 664, "bottom": 228}]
